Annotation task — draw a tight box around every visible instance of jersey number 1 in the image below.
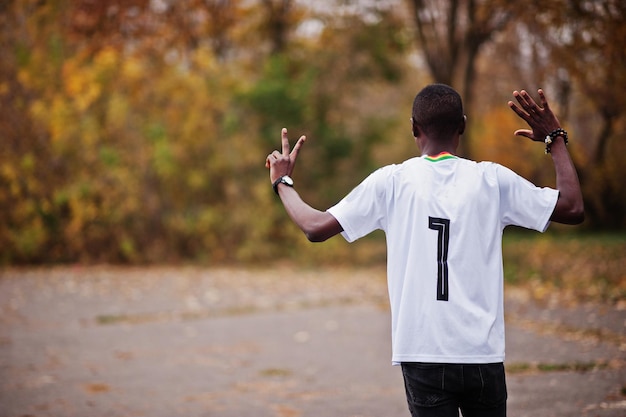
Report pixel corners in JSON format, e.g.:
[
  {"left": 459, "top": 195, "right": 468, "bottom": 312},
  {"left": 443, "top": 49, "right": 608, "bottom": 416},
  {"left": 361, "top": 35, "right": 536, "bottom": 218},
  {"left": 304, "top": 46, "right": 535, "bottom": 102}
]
[{"left": 428, "top": 217, "right": 450, "bottom": 301}]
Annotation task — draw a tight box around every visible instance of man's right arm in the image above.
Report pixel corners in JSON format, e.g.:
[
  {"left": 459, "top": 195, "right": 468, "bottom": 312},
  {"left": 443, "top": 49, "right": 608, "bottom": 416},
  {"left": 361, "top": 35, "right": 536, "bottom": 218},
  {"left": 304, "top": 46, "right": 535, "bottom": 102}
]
[
  {"left": 266, "top": 128, "right": 344, "bottom": 242},
  {"left": 276, "top": 183, "right": 343, "bottom": 242}
]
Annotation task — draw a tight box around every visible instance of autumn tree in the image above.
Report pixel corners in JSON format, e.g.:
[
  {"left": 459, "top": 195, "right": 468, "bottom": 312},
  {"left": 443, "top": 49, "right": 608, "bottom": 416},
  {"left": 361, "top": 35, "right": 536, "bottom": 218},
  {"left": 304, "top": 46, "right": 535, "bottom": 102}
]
[
  {"left": 0, "top": 0, "right": 267, "bottom": 262},
  {"left": 260, "top": 0, "right": 297, "bottom": 54},
  {"left": 547, "top": 0, "right": 626, "bottom": 228},
  {"left": 500, "top": 0, "right": 626, "bottom": 228},
  {"left": 404, "top": 0, "right": 521, "bottom": 157},
  {"left": 2, "top": 0, "right": 623, "bottom": 265},
  {"left": 0, "top": 0, "right": 412, "bottom": 264},
  {"left": 0, "top": 0, "right": 70, "bottom": 261},
  {"left": 405, "top": 0, "right": 626, "bottom": 228},
  {"left": 542, "top": 0, "right": 626, "bottom": 164}
]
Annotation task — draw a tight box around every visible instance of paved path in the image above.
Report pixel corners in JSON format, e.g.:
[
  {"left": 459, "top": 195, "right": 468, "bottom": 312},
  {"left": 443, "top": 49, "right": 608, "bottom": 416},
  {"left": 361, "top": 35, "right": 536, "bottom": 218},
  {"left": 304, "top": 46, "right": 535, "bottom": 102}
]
[{"left": 0, "top": 266, "right": 624, "bottom": 417}]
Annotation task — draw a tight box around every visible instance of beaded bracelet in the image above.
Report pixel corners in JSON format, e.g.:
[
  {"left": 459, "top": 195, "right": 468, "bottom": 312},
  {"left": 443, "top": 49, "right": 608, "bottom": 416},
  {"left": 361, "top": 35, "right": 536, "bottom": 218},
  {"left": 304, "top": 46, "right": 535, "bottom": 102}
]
[{"left": 544, "top": 128, "right": 568, "bottom": 154}]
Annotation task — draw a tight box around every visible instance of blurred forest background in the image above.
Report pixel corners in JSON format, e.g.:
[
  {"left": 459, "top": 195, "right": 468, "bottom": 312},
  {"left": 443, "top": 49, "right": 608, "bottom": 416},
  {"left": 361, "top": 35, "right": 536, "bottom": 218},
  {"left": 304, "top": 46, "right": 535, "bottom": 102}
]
[{"left": 1, "top": 0, "right": 625, "bottom": 265}]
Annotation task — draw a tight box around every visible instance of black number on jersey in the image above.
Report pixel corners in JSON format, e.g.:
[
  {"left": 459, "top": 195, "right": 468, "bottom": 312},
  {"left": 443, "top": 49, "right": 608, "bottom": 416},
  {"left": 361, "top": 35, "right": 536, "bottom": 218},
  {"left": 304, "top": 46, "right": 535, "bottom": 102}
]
[{"left": 428, "top": 217, "right": 450, "bottom": 301}]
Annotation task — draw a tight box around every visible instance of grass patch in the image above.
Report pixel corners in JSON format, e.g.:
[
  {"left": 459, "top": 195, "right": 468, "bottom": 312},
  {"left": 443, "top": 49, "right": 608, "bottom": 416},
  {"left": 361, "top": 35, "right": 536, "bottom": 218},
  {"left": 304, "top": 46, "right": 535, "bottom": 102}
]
[
  {"left": 506, "top": 360, "right": 609, "bottom": 375},
  {"left": 259, "top": 368, "right": 293, "bottom": 378},
  {"left": 96, "top": 314, "right": 129, "bottom": 325},
  {"left": 505, "top": 362, "right": 532, "bottom": 374},
  {"left": 536, "top": 361, "right": 599, "bottom": 372},
  {"left": 502, "top": 230, "right": 626, "bottom": 304}
]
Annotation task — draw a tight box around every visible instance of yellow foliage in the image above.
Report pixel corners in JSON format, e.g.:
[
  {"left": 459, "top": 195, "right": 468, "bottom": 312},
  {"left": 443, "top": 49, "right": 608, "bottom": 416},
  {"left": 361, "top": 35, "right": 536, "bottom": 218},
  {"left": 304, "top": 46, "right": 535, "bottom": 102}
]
[
  {"left": 93, "top": 47, "right": 119, "bottom": 71},
  {"left": 106, "top": 93, "right": 130, "bottom": 131},
  {"left": 48, "top": 96, "right": 73, "bottom": 145},
  {"left": 29, "top": 100, "right": 47, "bottom": 123},
  {"left": 121, "top": 58, "right": 145, "bottom": 82},
  {"left": 192, "top": 49, "right": 218, "bottom": 73},
  {"left": 16, "top": 69, "right": 31, "bottom": 87},
  {"left": 1, "top": 163, "right": 17, "bottom": 183},
  {"left": 9, "top": 217, "right": 46, "bottom": 257},
  {"left": 65, "top": 68, "right": 102, "bottom": 112}
]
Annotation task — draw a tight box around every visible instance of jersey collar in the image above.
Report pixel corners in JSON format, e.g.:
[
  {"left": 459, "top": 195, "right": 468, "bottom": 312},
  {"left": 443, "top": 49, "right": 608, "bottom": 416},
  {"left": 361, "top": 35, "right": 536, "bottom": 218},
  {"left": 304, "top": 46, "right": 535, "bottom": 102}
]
[{"left": 423, "top": 152, "right": 458, "bottom": 162}]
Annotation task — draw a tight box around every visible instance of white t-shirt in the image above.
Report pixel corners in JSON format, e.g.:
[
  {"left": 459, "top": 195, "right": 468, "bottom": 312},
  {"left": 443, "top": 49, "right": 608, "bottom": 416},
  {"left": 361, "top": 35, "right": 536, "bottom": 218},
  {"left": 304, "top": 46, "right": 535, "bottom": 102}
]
[{"left": 327, "top": 154, "right": 558, "bottom": 364}]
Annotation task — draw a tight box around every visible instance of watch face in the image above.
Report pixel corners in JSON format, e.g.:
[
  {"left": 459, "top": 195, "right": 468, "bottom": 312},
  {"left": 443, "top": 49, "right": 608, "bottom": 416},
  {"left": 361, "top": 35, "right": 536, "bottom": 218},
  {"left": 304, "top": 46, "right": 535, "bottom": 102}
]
[{"left": 282, "top": 176, "right": 294, "bottom": 186}]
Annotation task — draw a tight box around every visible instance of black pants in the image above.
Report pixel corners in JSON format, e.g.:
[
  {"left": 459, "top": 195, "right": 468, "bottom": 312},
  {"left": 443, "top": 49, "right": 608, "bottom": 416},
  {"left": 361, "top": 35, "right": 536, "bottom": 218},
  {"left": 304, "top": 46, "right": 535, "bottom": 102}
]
[{"left": 401, "top": 362, "right": 507, "bottom": 417}]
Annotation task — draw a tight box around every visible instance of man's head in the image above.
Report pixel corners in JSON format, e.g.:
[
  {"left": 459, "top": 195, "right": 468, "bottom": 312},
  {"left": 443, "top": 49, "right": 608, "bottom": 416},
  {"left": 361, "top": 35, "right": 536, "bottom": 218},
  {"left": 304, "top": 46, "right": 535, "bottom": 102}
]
[{"left": 411, "top": 84, "right": 465, "bottom": 142}]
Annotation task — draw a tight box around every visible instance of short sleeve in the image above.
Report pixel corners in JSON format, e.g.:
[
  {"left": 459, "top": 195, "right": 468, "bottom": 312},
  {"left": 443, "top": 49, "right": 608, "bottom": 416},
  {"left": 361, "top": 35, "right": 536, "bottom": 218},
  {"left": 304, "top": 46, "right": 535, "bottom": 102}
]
[
  {"left": 496, "top": 165, "right": 559, "bottom": 232},
  {"left": 327, "top": 167, "right": 391, "bottom": 242}
]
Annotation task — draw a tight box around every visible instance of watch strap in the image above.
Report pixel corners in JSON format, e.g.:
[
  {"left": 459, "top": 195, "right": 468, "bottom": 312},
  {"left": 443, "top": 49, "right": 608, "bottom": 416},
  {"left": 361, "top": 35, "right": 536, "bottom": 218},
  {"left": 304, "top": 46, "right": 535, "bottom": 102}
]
[{"left": 272, "top": 176, "right": 293, "bottom": 195}]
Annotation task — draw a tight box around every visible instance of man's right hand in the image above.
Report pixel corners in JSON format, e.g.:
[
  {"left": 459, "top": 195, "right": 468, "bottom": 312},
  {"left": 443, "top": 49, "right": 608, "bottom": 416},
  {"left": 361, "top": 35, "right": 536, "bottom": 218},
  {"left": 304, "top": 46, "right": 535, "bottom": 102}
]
[{"left": 265, "top": 128, "right": 307, "bottom": 184}]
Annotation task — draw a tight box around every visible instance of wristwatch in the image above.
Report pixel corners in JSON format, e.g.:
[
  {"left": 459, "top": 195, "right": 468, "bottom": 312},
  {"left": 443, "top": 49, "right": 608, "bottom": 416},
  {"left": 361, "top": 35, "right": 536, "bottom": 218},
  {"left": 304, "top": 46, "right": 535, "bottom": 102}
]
[{"left": 272, "top": 175, "right": 294, "bottom": 195}]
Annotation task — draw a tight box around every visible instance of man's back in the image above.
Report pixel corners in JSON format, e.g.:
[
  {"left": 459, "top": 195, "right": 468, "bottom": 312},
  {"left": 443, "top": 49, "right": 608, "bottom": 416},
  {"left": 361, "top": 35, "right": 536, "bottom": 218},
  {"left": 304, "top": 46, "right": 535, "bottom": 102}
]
[{"left": 328, "top": 153, "right": 558, "bottom": 363}]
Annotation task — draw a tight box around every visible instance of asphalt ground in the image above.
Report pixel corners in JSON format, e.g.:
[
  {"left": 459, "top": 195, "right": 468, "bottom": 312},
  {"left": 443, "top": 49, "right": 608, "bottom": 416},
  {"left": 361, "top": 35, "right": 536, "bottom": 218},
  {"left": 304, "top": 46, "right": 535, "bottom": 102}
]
[{"left": 0, "top": 266, "right": 624, "bottom": 417}]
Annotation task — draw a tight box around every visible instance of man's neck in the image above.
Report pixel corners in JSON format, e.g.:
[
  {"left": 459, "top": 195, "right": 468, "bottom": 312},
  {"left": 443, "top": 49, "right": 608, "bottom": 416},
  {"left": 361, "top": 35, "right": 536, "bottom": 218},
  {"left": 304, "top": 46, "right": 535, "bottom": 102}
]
[
  {"left": 418, "top": 136, "right": 459, "bottom": 157},
  {"left": 420, "top": 145, "right": 457, "bottom": 157}
]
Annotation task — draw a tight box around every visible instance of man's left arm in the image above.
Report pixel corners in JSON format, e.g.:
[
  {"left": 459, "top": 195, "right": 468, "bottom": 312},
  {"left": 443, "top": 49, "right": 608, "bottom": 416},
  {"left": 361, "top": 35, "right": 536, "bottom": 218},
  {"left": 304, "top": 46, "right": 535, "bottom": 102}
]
[
  {"left": 547, "top": 136, "right": 584, "bottom": 224},
  {"left": 508, "top": 89, "right": 584, "bottom": 225}
]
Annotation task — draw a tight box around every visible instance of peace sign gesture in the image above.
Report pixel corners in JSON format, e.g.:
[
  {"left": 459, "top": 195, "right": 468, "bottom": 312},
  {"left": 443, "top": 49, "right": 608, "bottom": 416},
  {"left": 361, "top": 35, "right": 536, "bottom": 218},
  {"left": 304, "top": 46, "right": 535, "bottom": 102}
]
[
  {"left": 508, "top": 89, "right": 561, "bottom": 142},
  {"left": 266, "top": 128, "right": 307, "bottom": 183}
]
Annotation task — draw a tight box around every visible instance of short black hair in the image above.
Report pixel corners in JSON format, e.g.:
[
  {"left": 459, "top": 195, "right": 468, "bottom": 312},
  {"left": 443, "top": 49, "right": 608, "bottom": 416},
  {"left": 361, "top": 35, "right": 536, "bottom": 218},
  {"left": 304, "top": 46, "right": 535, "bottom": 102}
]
[{"left": 411, "top": 84, "right": 464, "bottom": 140}]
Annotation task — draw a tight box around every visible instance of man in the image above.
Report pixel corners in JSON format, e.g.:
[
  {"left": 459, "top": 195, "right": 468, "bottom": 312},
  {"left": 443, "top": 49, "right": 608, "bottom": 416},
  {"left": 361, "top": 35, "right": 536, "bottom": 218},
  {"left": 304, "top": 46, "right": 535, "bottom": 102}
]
[{"left": 265, "top": 84, "right": 583, "bottom": 416}]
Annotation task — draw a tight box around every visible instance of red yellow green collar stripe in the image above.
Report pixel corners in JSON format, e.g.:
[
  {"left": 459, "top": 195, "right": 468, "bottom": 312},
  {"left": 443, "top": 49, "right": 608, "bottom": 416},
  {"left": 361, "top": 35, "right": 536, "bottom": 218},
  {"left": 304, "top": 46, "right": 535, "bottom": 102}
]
[{"left": 423, "top": 152, "right": 458, "bottom": 162}]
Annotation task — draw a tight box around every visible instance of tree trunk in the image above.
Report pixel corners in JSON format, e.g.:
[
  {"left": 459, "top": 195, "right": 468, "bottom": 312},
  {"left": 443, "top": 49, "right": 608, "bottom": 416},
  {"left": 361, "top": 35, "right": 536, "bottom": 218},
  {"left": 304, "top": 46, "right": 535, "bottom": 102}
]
[{"left": 405, "top": 0, "right": 514, "bottom": 159}]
